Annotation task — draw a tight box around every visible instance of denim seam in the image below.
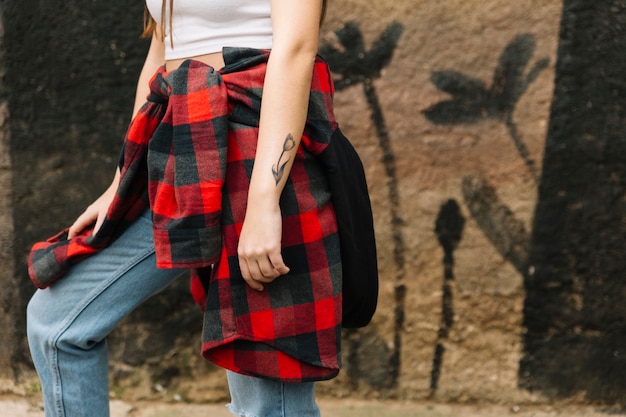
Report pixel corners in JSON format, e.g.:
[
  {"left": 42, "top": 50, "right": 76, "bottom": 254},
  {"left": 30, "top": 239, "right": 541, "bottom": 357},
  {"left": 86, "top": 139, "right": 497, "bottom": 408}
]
[{"left": 281, "top": 382, "right": 286, "bottom": 417}]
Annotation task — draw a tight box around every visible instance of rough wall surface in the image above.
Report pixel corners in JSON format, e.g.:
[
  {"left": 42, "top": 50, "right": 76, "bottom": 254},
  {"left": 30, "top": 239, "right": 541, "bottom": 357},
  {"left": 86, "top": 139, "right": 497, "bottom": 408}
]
[
  {"left": 0, "top": 6, "right": 18, "bottom": 380},
  {"left": 2, "top": 0, "right": 625, "bottom": 407},
  {"left": 319, "top": 0, "right": 561, "bottom": 404},
  {"left": 520, "top": 0, "right": 626, "bottom": 404}
]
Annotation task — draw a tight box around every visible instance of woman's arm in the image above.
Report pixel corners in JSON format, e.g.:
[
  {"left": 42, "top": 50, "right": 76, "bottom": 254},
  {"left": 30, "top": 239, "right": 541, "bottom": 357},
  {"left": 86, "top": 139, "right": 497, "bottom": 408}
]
[
  {"left": 237, "top": 0, "right": 324, "bottom": 290},
  {"left": 68, "top": 33, "right": 165, "bottom": 238},
  {"left": 131, "top": 31, "right": 166, "bottom": 119}
]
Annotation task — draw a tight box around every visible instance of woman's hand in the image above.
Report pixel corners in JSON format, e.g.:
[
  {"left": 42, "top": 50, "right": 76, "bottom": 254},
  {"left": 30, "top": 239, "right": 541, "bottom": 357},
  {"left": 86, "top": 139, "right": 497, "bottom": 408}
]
[
  {"left": 237, "top": 200, "right": 290, "bottom": 291},
  {"left": 68, "top": 172, "right": 119, "bottom": 239}
]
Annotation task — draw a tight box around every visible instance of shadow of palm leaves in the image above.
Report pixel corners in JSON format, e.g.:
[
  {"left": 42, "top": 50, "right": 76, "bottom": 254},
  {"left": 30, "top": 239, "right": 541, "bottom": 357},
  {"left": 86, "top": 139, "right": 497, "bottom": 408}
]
[
  {"left": 422, "top": 35, "right": 546, "bottom": 333},
  {"left": 421, "top": 35, "right": 548, "bottom": 392},
  {"left": 320, "top": 21, "right": 404, "bottom": 90},
  {"left": 461, "top": 175, "right": 529, "bottom": 274},
  {"left": 320, "top": 21, "right": 404, "bottom": 389},
  {"left": 423, "top": 34, "right": 549, "bottom": 182}
]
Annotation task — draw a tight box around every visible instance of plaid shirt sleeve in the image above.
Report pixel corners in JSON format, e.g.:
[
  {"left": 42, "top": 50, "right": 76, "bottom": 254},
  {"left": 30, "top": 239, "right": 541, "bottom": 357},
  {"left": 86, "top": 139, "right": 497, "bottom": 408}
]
[{"left": 146, "top": 61, "right": 228, "bottom": 268}]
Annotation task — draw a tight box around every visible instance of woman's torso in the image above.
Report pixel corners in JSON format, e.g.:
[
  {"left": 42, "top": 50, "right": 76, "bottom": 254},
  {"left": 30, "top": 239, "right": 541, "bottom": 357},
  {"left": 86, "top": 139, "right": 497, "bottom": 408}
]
[{"left": 145, "top": 0, "right": 273, "bottom": 70}]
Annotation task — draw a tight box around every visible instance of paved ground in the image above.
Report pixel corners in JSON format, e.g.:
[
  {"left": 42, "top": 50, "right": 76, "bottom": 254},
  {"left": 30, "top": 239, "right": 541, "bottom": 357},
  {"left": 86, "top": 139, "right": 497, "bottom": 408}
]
[{"left": 2, "top": 395, "right": 623, "bottom": 417}]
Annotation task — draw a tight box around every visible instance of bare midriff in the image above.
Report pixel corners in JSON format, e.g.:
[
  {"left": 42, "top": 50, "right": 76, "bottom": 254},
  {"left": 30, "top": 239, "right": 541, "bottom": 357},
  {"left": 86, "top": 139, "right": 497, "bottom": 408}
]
[{"left": 165, "top": 51, "right": 226, "bottom": 72}]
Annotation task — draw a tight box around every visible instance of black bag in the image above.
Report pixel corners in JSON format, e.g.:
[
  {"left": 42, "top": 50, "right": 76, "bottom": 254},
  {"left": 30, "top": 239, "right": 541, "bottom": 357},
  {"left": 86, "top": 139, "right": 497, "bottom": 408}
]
[{"left": 319, "top": 128, "right": 379, "bottom": 328}]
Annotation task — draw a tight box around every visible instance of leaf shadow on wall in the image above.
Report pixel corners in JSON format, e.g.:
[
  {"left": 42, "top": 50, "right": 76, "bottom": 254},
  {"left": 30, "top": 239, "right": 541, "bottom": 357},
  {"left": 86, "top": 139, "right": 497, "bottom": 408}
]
[
  {"left": 423, "top": 16, "right": 626, "bottom": 405},
  {"left": 421, "top": 33, "right": 545, "bottom": 394},
  {"left": 423, "top": 33, "right": 549, "bottom": 183}
]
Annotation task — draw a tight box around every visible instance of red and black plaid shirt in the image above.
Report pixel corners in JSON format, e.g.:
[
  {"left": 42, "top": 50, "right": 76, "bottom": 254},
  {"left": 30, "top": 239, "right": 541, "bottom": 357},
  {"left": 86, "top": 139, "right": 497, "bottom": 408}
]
[{"left": 28, "top": 47, "right": 342, "bottom": 382}]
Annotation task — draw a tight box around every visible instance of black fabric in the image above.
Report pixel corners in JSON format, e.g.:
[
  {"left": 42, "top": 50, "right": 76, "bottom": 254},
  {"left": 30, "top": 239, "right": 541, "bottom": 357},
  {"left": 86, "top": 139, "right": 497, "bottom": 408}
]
[{"left": 319, "top": 128, "right": 378, "bottom": 328}]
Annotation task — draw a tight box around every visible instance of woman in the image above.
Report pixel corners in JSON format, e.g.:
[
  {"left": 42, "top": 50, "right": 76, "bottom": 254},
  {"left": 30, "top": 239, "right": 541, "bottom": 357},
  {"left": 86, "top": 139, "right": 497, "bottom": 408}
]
[{"left": 26, "top": 0, "right": 342, "bottom": 416}]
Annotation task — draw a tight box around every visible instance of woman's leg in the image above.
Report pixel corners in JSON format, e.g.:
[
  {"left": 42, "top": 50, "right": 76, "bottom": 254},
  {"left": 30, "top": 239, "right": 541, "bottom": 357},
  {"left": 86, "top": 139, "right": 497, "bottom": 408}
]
[
  {"left": 27, "top": 210, "right": 186, "bottom": 417},
  {"left": 226, "top": 371, "right": 320, "bottom": 417}
]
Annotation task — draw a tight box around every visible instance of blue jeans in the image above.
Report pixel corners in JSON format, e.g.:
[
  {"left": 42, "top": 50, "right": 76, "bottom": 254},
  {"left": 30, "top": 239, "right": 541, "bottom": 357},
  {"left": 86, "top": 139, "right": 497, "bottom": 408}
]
[
  {"left": 226, "top": 371, "right": 320, "bottom": 417},
  {"left": 27, "top": 209, "right": 319, "bottom": 417}
]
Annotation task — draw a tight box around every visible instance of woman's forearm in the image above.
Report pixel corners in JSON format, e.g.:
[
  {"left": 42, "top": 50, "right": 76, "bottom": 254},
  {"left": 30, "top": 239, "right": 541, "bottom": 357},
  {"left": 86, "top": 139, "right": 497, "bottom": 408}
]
[
  {"left": 246, "top": 0, "right": 322, "bottom": 205},
  {"left": 247, "top": 49, "right": 318, "bottom": 206},
  {"left": 118, "top": 33, "right": 164, "bottom": 186}
]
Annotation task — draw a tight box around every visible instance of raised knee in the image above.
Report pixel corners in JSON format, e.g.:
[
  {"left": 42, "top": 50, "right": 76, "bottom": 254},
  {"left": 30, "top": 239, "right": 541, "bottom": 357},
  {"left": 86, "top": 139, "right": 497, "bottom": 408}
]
[
  {"left": 26, "top": 291, "right": 62, "bottom": 347},
  {"left": 27, "top": 294, "right": 48, "bottom": 338}
]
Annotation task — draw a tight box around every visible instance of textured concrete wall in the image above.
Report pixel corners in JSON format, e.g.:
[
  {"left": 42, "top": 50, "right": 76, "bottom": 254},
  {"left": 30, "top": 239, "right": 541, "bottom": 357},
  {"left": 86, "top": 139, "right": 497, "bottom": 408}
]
[
  {"left": 319, "top": 0, "right": 561, "bottom": 404},
  {"left": 520, "top": 0, "right": 626, "bottom": 404},
  {"left": 2, "top": 0, "right": 626, "bottom": 407},
  {"left": 0, "top": 7, "right": 18, "bottom": 379}
]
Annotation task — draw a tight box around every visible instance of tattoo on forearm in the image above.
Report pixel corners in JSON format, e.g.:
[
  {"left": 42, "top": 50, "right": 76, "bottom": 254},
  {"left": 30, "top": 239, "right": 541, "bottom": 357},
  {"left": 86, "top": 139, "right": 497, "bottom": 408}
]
[{"left": 271, "top": 133, "right": 296, "bottom": 185}]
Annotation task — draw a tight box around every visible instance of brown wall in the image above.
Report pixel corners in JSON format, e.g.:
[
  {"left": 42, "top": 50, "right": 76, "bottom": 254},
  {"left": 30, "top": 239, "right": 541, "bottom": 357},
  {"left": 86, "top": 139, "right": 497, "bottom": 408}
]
[
  {"left": 0, "top": 9, "right": 18, "bottom": 379},
  {"left": 319, "top": 0, "right": 561, "bottom": 403}
]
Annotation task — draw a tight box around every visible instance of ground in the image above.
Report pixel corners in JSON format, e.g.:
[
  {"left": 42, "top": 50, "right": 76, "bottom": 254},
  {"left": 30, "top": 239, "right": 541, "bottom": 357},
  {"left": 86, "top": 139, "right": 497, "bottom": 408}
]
[
  {"left": 2, "top": 394, "right": 623, "bottom": 417},
  {"left": 2, "top": 375, "right": 623, "bottom": 417}
]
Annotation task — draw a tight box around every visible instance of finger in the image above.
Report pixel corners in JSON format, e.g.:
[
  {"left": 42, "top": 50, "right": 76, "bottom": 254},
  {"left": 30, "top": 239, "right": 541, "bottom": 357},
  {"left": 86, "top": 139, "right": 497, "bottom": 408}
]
[
  {"left": 268, "top": 252, "right": 290, "bottom": 276},
  {"left": 239, "top": 258, "right": 265, "bottom": 291},
  {"left": 246, "top": 258, "right": 272, "bottom": 282},
  {"left": 93, "top": 213, "right": 107, "bottom": 236},
  {"left": 257, "top": 256, "right": 282, "bottom": 280},
  {"left": 68, "top": 212, "right": 94, "bottom": 239}
]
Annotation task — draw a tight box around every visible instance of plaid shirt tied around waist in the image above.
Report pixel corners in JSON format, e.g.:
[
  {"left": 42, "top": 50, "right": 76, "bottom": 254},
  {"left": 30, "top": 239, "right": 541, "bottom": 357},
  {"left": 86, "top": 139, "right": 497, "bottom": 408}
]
[{"left": 28, "top": 47, "right": 343, "bottom": 382}]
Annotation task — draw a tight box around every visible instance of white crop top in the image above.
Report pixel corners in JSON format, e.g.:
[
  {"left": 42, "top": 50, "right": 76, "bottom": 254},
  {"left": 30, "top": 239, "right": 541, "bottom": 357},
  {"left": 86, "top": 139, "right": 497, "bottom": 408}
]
[{"left": 145, "top": 0, "right": 273, "bottom": 60}]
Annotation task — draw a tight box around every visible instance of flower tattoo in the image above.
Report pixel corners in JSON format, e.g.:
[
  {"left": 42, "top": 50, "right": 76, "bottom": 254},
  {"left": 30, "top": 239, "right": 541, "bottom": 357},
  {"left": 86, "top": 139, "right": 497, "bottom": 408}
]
[{"left": 271, "top": 133, "right": 296, "bottom": 185}]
